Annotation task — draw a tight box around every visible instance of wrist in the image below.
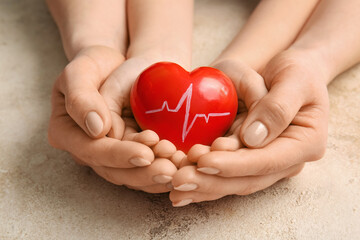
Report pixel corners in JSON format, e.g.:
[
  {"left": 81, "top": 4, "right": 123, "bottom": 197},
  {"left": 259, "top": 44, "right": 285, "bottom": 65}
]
[
  {"left": 70, "top": 45, "right": 125, "bottom": 72},
  {"left": 62, "top": 31, "right": 125, "bottom": 60},
  {"left": 287, "top": 44, "right": 332, "bottom": 85},
  {"left": 212, "top": 51, "right": 267, "bottom": 73},
  {"left": 210, "top": 57, "right": 254, "bottom": 75},
  {"left": 126, "top": 45, "right": 192, "bottom": 71}
]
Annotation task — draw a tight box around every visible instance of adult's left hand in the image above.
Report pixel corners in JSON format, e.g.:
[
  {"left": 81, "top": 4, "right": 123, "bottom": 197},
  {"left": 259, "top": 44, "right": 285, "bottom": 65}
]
[{"left": 170, "top": 50, "right": 329, "bottom": 207}]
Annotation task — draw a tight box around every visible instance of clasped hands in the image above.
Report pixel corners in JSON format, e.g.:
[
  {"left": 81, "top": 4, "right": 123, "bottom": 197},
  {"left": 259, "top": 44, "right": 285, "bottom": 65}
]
[{"left": 48, "top": 45, "right": 329, "bottom": 207}]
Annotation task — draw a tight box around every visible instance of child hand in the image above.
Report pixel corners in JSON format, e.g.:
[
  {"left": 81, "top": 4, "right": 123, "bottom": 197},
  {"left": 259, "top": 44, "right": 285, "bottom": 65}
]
[
  {"left": 96, "top": 52, "right": 183, "bottom": 191},
  {"left": 170, "top": 51, "right": 329, "bottom": 206},
  {"left": 48, "top": 46, "right": 177, "bottom": 193}
]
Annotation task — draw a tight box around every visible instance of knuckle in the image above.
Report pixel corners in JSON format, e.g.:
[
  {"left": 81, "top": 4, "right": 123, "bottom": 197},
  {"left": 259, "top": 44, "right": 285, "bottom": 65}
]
[
  {"left": 201, "top": 153, "right": 222, "bottom": 169},
  {"left": 174, "top": 166, "right": 197, "bottom": 186},
  {"left": 183, "top": 167, "right": 197, "bottom": 182},
  {"left": 63, "top": 61, "right": 73, "bottom": 77},
  {"left": 309, "top": 138, "right": 327, "bottom": 161},
  {"left": 264, "top": 100, "right": 291, "bottom": 126},
  {"left": 303, "top": 128, "right": 328, "bottom": 162},
  {"left": 65, "top": 91, "right": 88, "bottom": 113}
]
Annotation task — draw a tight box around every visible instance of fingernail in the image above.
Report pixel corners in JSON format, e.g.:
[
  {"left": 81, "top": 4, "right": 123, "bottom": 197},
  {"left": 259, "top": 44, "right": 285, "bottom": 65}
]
[
  {"left": 85, "top": 111, "right": 103, "bottom": 137},
  {"left": 173, "top": 199, "right": 193, "bottom": 207},
  {"left": 166, "top": 182, "right": 174, "bottom": 190},
  {"left": 174, "top": 183, "right": 198, "bottom": 191},
  {"left": 243, "top": 121, "right": 268, "bottom": 147},
  {"left": 129, "top": 157, "right": 151, "bottom": 167},
  {"left": 197, "top": 167, "right": 220, "bottom": 175},
  {"left": 153, "top": 175, "right": 173, "bottom": 184}
]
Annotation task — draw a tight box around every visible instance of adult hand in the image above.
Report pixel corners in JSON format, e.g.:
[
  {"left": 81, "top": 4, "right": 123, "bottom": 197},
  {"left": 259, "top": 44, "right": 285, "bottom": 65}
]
[
  {"left": 48, "top": 46, "right": 177, "bottom": 193},
  {"left": 170, "top": 50, "right": 329, "bottom": 206}
]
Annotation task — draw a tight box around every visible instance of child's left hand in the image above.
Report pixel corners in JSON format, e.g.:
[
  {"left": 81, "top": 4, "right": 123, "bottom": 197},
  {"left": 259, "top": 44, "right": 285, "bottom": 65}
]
[
  {"left": 94, "top": 53, "right": 183, "bottom": 193},
  {"left": 170, "top": 50, "right": 329, "bottom": 206}
]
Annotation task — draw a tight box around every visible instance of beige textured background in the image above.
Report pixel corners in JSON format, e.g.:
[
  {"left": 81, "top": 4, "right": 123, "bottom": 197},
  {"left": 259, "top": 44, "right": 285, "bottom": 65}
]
[{"left": 0, "top": 0, "right": 359, "bottom": 239}]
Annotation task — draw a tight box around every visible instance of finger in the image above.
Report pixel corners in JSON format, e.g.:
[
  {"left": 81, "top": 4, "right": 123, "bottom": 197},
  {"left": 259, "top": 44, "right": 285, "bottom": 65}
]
[
  {"left": 152, "top": 140, "right": 177, "bottom": 158},
  {"left": 121, "top": 118, "right": 138, "bottom": 140},
  {"left": 59, "top": 47, "right": 124, "bottom": 138},
  {"left": 240, "top": 66, "right": 313, "bottom": 148},
  {"left": 123, "top": 129, "right": 160, "bottom": 147},
  {"left": 208, "top": 113, "right": 245, "bottom": 153},
  {"left": 212, "top": 59, "right": 268, "bottom": 109},
  {"left": 134, "top": 130, "right": 159, "bottom": 146},
  {"left": 197, "top": 125, "right": 323, "bottom": 177},
  {"left": 170, "top": 162, "right": 303, "bottom": 205},
  {"left": 179, "top": 156, "right": 195, "bottom": 168},
  {"left": 106, "top": 111, "right": 126, "bottom": 139},
  {"left": 210, "top": 136, "right": 242, "bottom": 151},
  {"left": 187, "top": 144, "right": 210, "bottom": 163},
  {"left": 172, "top": 164, "right": 304, "bottom": 196},
  {"left": 170, "top": 150, "right": 186, "bottom": 168},
  {"left": 92, "top": 158, "right": 177, "bottom": 187},
  {"left": 107, "top": 113, "right": 138, "bottom": 140},
  {"left": 170, "top": 191, "right": 224, "bottom": 207},
  {"left": 99, "top": 60, "right": 141, "bottom": 140},
  {"left": 225, "top": 112, "right": 247, "bottom": 137},
  {"left": 48, "top": 113, "right": 155, "bottom": 168},
  {"left": 123, "top": 117, "right": 141, "bottom": 133}
]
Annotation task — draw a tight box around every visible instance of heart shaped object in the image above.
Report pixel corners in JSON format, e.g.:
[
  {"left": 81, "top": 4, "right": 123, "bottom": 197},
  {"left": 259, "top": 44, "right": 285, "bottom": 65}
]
[{"left": 130, "top": 62, "right": 238, "bottom": 153}]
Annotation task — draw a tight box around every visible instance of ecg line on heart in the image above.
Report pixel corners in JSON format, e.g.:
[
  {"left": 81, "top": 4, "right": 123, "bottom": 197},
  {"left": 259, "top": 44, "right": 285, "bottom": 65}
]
[{"left": 145, "top": 83, "right": 230, "bottom": 142}]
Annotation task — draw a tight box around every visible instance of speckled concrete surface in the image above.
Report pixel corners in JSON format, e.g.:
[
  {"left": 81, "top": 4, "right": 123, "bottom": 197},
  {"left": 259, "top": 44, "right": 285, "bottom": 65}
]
[{"left": 0, "top": 0, "right": 359, "bottom": 239}]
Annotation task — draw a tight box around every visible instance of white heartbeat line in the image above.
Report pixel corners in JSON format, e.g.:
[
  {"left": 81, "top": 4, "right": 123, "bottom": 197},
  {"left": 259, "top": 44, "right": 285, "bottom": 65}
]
[{"left": 145, "top": 83, "right": 230, "bottom": 142}]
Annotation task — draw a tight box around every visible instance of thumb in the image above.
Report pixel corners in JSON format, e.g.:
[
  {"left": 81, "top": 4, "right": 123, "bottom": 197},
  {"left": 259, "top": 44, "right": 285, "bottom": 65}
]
[
  {"left": 57, "top": 46, "right": 125, "bottom": 138},
  {"left": 240, "top": 67, "right": 305, "bottom": 148},
  {"left": 212, "top": 59, "right": 268, "bottom": 111},
  {"left": 99, "top": 58, "right": 157, "bottom": 140}
]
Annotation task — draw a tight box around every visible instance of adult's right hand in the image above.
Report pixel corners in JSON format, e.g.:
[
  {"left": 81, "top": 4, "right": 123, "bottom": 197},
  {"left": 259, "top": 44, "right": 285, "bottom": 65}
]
[{"left": 48, "top": 46, "right": 177, "bottom": 193}]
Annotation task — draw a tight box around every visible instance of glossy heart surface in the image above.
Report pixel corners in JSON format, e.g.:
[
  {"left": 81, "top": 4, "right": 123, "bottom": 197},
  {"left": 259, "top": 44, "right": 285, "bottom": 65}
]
[{"left": 130, "top": 62, "right": 238, "bottom": 152}]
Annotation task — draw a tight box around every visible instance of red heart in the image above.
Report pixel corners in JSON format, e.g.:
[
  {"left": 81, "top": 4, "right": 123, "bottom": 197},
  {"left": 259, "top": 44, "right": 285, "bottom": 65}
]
[{"left": 130, "top": 62, "right": 238, "bottom": 153}]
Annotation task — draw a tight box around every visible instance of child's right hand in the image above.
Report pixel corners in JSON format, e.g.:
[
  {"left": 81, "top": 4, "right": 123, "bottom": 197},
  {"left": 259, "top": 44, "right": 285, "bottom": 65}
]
[{"left": 48, "top": 46, "right": 177, "bottom": 193}]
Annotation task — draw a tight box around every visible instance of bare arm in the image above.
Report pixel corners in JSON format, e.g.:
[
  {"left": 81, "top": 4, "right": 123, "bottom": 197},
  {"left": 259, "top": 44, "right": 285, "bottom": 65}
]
[
  {"left": 126, "top": 0, "right": 193, "bottom": 69},
  {"left": 290, "top": 0, "right": 360, "bottom": 83},
  {"left": 47, "top": 0, "right": 192, "bottom": 193},
  {"left": 46, "top": 0, "right": 127, "bottom": 59},
  {"left": 214, "top": 0, "right": 319, "bottom": 72}
]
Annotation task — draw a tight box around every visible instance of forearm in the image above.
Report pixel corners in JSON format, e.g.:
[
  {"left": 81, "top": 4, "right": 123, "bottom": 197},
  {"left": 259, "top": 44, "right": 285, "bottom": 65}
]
[
  {"left": 290, "top": 0, "right": 360, "bottom": 84},
  {"left": 214, "top": 0, "right": 319, "bottom": 72},
  {"left": 126, "top": 0, "right": 193, "bottom": 69},
  {"left": 46, "top": 0, "right": 127, "bottom": 60}
]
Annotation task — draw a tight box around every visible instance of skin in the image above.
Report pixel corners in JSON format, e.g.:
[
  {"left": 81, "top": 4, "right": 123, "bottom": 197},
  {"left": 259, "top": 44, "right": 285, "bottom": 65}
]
[
  {"left": 47, "top": 0, "right": 360, "bottom": 205},
  {"left": 47, "top": 0, "right": 193, "bottom": 193},
  {"left": 171, "top": 0, "right": 360, "bottom": 206}
]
